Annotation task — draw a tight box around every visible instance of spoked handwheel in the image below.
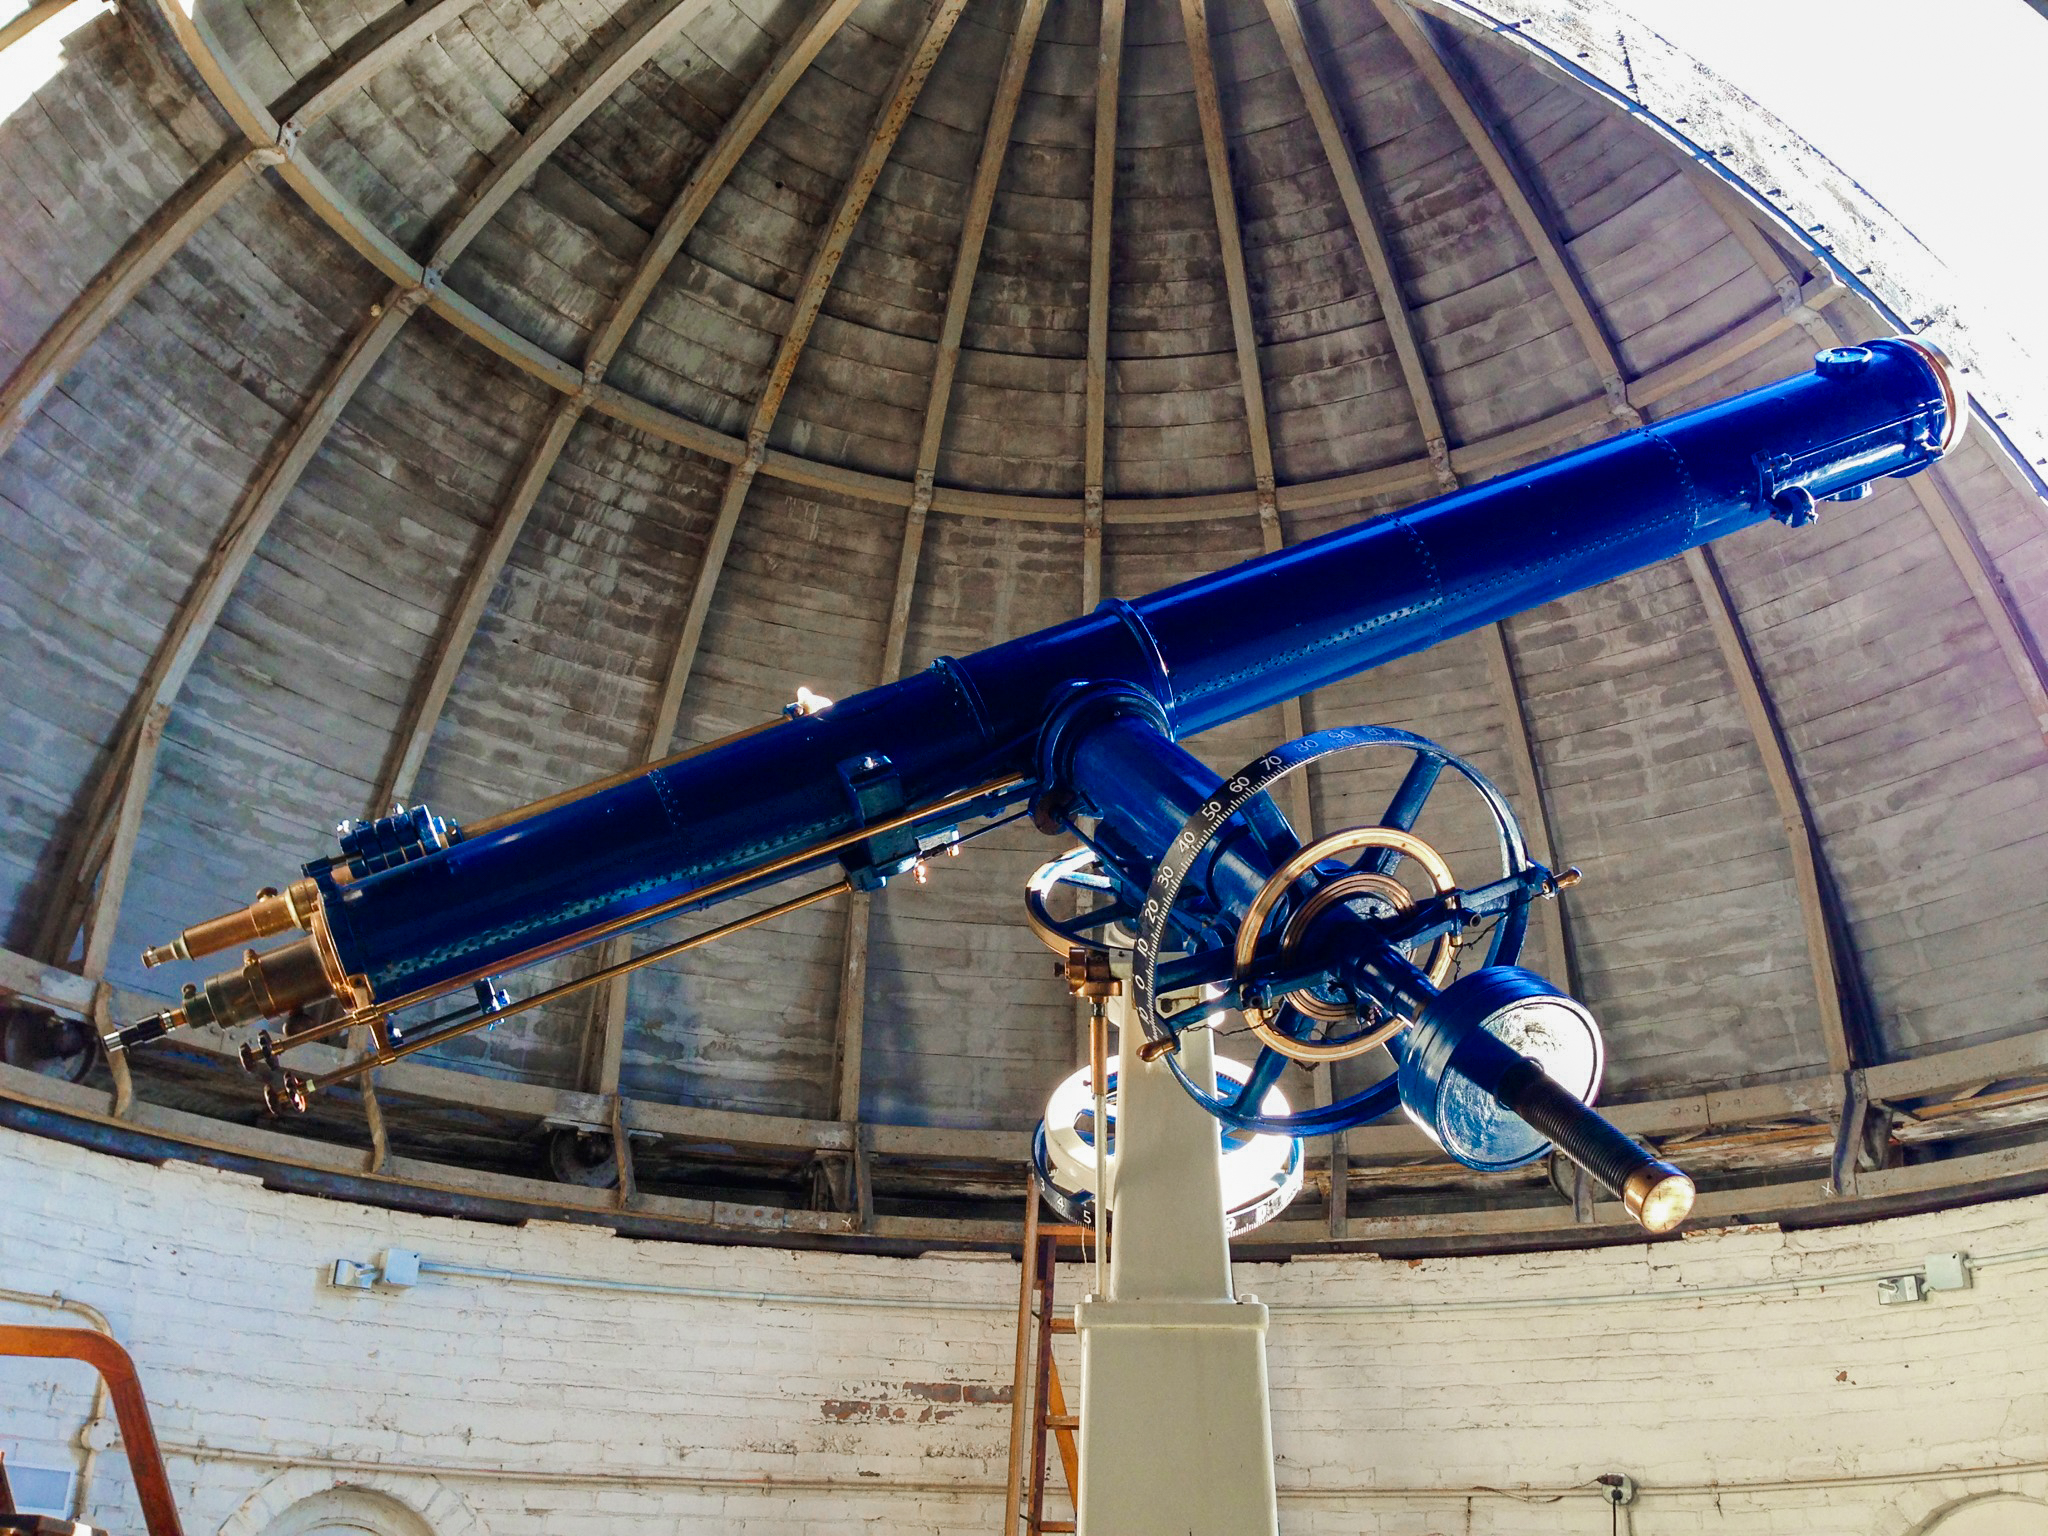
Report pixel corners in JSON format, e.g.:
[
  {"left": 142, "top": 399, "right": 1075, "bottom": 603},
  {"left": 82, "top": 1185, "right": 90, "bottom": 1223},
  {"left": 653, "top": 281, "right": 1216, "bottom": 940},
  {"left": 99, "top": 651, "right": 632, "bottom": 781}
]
[
  {"left": 1025, "top": 844, "right": 1140, "bottom": 957},
  {"left": 1131, "top": 727, "right": 1551, "bottom": 1136}
]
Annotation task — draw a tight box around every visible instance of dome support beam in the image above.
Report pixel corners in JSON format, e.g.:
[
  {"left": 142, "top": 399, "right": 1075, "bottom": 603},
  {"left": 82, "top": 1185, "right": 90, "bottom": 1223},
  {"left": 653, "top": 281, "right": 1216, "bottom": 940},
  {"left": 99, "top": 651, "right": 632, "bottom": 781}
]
[
  {"left": 32, "top": 295, "right": 418, "bottom": 969},
  {"left": 376, "top": 0, "right": 863, "bottom": 820},
  {"left": 1476, "top": 626, "right": 1574, "bottom": 987},
  {"left": 372, "top": 399, "right": 585, "bottom": 815},
  {"left": 425, "top": 0, "right": 721, "bottom": 269},
  {"left": 588, "top": 0, "right": 872, "bottom": 374},
  {"left": 0, "top": 0, "right": 511, "bottom": 465},
  {"left": 1178, "top": 0, "right": 1277, "bottom": 503},
  {"left": 0, "top": 0, "right": 484, "bottom": 465},
  {"left": 13, "top": 969, "right": 2048, "bottom": 1244},
  {"left": 1905, "top": 467, "right": 2048, "bottom": 750},
  {"left": 577, "top": 0, "right": 969, "bottom": 1152},
  {"left": 1080, "top": 0, "right": 1127, "bottom": 615},
  {"left": 43, "top": 0, "right": 1848, "bottom": 531},
  {"left": 1375, "top": 0, "right": 1639, "bottom": 427},
  {"left": 1256, "top": 0, "right": 1576, "bottom": 1010},
  {"left": 1181, "top": 0, "right": 1312, "bottom": 832},
  {"left": 909, "top": 0, "right": 1048, "bottom": 509},
  {"left": 37, "top": 0, "right": 721, "bottom": 970},
  {"left": 0, "top": 0, "right": 76, "bottom": 54},
  {"left": 1682, "top": 542, "right": 1862, "bottom": 1078},
  {"left": 820, "top": 0, "right": 1052, "bottom": 1193},
  {"left": 1259, "top": 0, "right": 1455, "bottom": 490},
  {"left": 0, "top": 141, "right": 278, "bottom": 463},
  {"left": 268, "top": 0, "right": 483, "bottom": 147},
  {"left": 641, "top": 0, "right": 969, "bottom": 766}
]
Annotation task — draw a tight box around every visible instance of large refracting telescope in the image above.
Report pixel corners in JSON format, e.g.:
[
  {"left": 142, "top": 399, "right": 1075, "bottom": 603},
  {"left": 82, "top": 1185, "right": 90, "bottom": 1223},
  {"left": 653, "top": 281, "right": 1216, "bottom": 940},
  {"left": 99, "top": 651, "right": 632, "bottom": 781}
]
[{"left": 107, "top": 340, "right": 1965, "bottom": 1233}]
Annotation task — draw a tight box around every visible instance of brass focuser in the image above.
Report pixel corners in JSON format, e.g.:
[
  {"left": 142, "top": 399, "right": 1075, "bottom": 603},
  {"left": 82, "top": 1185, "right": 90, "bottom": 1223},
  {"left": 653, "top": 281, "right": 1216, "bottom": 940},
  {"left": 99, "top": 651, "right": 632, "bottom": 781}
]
[
  {"left": 104, "top": 933, "right": 347, "bottom": 1055},
  {"left": 138, "top": 879, "right": 322, "bottom": 968}
]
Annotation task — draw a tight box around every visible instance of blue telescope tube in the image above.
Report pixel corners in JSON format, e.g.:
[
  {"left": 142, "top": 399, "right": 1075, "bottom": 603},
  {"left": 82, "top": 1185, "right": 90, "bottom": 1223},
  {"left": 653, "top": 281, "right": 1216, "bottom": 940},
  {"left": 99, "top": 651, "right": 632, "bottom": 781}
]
[
  {"left": 133, "top": 340, "right": 1965, "bottom": 1024},
  {"left": 319, "top": 338, "right": 1960, "bottom": 1003}
]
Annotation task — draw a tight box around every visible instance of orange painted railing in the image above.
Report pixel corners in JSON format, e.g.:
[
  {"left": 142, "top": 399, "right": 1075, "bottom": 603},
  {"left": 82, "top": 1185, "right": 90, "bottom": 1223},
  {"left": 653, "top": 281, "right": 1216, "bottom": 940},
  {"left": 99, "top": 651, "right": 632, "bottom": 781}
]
[{"left": 0, "top": 1323, "right": 183, "bottom": 1535}]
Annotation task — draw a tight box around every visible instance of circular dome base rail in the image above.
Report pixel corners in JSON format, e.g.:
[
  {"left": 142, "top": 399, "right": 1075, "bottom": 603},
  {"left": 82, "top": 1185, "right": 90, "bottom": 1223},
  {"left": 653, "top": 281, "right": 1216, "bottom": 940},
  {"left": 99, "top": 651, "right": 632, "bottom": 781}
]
[{"left": 5, "top": 946, "right": 2047, "bottom": 1254}]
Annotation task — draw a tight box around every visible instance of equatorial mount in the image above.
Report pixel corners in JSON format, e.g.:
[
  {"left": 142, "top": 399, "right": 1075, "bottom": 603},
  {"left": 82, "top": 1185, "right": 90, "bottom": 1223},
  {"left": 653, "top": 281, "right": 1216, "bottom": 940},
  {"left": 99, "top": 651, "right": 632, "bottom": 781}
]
[{"left": 1036, "top": 723, "right": 1694, "bottom": 1232}]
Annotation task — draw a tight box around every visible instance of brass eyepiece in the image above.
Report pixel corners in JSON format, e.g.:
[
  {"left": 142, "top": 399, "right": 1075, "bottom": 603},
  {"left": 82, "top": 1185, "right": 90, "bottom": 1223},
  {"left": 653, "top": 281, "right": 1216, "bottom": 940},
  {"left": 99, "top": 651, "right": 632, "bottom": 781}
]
[
  {"left": 117, "top": 936, "right": 345, "bottom": 1057},
  {"left": 102, "top": 1005, "right": 190, "bottom": 1055},
  {"left": 140, "top": 880, "right": 319, "bottom": 968}
]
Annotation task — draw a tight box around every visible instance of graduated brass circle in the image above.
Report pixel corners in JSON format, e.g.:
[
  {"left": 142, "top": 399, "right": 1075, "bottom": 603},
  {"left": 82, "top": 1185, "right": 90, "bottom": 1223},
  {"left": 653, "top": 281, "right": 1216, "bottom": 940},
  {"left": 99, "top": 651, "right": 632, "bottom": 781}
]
[
  {"left": 1281, "top": 872, "right": 1425, "bottom": 1024},
  {"left": 1233, "top": 827, "right": 1459, "bottom": 1063}
]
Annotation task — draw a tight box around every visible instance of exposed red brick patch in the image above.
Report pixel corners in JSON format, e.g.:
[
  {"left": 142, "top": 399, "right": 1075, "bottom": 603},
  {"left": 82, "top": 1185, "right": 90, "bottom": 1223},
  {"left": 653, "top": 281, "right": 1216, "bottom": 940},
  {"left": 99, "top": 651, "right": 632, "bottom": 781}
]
[{"left": 820, "top": 1379, "right": 1012, "bottom": 1423}]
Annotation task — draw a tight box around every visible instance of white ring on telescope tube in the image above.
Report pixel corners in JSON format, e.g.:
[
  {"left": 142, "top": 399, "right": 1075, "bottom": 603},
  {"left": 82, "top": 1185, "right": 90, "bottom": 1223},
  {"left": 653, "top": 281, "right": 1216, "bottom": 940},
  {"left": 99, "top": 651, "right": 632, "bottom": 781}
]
[{"left": 1040, "top": 1056, "right": 1305, "bottom": 1236}]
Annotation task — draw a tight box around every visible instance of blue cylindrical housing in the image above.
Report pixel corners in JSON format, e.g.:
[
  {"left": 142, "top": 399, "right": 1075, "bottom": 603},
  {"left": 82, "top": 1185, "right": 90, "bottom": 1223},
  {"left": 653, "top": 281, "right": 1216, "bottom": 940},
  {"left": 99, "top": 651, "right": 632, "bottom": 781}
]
[{"left": 325, "top": 340, "right": 1959, "bottom": 1001}]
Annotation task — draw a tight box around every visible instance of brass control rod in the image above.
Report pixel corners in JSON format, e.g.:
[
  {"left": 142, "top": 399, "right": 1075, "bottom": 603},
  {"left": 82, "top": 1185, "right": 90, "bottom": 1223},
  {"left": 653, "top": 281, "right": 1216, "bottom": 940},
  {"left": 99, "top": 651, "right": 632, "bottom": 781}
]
[
  {"left": 273, "top": 878, "right": 855, "bottom": 1108},
  {"left": 300, "top": 772, "right": 1025, "bottom": 1041}
]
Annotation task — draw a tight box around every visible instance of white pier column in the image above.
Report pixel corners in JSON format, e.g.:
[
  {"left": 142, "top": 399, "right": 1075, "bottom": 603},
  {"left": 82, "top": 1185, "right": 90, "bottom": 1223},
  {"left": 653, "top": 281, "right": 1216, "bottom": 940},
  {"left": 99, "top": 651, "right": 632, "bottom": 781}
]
[{"left": 1076, "top": 995, "right": 1278, "bottom": 1535}]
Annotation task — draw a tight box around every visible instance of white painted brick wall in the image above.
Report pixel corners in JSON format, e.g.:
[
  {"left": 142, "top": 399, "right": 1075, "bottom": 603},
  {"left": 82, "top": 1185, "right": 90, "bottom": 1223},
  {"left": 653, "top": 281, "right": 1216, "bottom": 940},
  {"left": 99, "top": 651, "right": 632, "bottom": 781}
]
[{"left": 2, "top": 1126, "right": 2044, "bottom": 1535}]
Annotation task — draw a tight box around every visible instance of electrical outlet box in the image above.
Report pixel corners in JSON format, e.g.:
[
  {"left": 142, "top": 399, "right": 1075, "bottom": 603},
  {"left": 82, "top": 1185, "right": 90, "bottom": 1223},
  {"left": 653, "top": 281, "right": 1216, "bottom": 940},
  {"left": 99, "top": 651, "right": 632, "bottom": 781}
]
[
  {"left": 330, "top": 1258, "right": 377, "bottom": 1291},
  {"left": 1598, "top": 1472, "right": 1637, "bottom": 1505},
  {"left": 1924, "top": 1253, "right": 1971, "bottom": 1292},
  {"left": 378, "top": 1249, "right": 420, "bottom": 1288},
  {"left": 1877, "top": 1273, "right": 1925, "bottom": 1305}
]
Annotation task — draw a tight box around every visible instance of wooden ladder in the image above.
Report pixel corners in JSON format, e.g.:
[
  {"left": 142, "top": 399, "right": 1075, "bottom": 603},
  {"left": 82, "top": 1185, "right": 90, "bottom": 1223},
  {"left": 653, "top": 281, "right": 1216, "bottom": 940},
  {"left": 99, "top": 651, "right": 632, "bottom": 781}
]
[{"left": 1003, "top": 1180, "right": 1089, "bottom": 1534}]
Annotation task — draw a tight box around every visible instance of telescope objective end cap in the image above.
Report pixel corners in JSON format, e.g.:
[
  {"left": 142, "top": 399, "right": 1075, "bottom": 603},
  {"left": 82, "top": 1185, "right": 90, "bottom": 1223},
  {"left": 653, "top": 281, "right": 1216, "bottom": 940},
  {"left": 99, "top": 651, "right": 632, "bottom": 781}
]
[
  {"left": 1888, "top": 337, "right": 1970, "bottom": 457},
  {"left": 1623, "top": 1161, "right": 1696, "bottom": 1233}
]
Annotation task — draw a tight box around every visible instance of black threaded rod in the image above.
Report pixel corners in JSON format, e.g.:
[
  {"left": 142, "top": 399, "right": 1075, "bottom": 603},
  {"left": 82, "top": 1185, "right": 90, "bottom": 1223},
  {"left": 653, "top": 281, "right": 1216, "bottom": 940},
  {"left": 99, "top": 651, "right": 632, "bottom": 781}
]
[{"left": 1495, "top": 1054, "right": 1695, "bottom": 1232}]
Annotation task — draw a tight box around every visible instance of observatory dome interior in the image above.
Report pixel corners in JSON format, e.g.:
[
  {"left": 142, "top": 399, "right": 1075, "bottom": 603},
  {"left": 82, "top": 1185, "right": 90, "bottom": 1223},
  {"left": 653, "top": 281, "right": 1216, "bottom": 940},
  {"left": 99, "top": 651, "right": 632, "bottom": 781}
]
[{"left": 2, "top": 0, "right": 2047, "bottom": 1528}]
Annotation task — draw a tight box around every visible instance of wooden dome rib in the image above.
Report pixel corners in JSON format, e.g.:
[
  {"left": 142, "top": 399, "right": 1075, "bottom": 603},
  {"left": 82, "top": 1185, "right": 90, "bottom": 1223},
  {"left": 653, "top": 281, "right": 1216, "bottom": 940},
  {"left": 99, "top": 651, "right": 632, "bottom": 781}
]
[
  {"left": 814, "top": 0, "right": 1053, "bottom": 1201},
  {"left": 0, "top": 0, "right": 77, "bottom": 53},
  {"left": 642, "top": 0, "right": 970, "bottom": 766},
  {"left": 576, "top": 0, "right": 972, "bottom": 1142},
  {"left": 1261, "top": 0, "right": 1451, "bottom": 491},
  {"left": 375, "top": 0, "right": 866, "bottom": 820},
  {"left": 1080, "top": 0, "right": 1126, "bottom": 614},
  {"left": 1223, "top": 0, "right": 1571, "bottom": 994},
  {"left": 266, "top": 0, "right": 479, "bottom": 131},
  {"left": 1176, "top": 0, "right": 1311, "bottom": 821},
  {"left": 0, "top": 0, "right": 490, "bottom": 463},
  {"left": 34, "top": 0, "right": 730, "bottom": 976},
  {"left": 1376, "top": 0, "right": 1637, "bottom": 427}
]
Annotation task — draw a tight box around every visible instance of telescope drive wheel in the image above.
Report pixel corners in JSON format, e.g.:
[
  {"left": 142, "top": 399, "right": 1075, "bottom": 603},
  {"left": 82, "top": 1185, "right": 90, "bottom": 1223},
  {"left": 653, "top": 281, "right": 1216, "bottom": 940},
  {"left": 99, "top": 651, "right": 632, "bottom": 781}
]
[{"left": 1132, "top": 726, "right": 1545, "bottom": 1137}]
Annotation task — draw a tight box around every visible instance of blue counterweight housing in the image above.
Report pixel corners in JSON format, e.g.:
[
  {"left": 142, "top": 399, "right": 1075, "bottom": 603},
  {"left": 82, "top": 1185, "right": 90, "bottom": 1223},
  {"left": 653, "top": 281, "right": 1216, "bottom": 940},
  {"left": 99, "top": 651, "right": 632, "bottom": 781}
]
[
  {"left": 113, "top": 341, "right": 1964, "bottom": 1224},
  {"left": 1397, "top": 967, "right": 1606, "bottom": 1172}
]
